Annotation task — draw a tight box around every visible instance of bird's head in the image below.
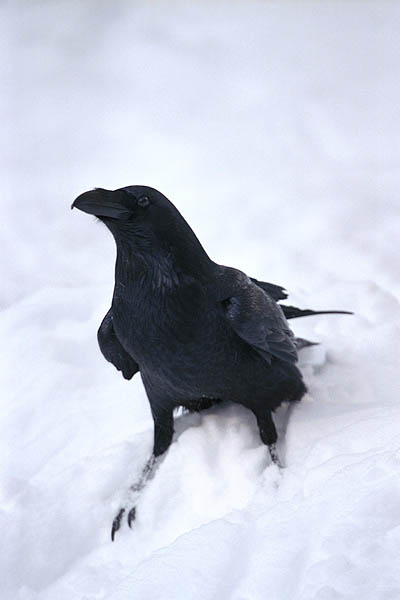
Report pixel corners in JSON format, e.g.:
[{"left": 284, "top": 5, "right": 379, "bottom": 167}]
[{"left": 72, "top": 185, "right": 211, "bottom": 274}]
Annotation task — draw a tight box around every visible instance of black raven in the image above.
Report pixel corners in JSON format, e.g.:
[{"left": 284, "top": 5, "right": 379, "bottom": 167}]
[{"left": 72, "top": 185, "right": 350, "bottom": 539}]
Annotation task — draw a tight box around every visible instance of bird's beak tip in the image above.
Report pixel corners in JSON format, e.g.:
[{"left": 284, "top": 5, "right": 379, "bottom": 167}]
[{"left": 71, "top": 189, "right": 129, "bottom": 220}]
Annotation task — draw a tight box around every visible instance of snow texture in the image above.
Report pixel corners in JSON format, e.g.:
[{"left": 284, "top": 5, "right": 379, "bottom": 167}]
[{"left": 2, "top": 2, "right": 400, "bottom": 599}]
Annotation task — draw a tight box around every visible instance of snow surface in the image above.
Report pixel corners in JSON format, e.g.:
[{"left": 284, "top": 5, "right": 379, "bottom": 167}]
[{"left": 2, "top": 2, "right": 400, "bottom": 599}]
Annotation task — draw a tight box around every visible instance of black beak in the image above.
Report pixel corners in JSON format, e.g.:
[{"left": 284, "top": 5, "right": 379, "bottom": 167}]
[{"left": 71, "top": 188, "right": 131, "bottom": 220}]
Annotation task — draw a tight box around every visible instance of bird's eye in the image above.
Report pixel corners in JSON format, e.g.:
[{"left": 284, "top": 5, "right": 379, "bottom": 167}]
[{"left": 137, "top": 196, "right": 150, "bottom": 208}]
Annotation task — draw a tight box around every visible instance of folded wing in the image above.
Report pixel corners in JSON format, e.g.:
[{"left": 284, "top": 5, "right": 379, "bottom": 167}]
[
  {"left": 219, "top": 268, "right": 298, "bottom": 365},
  {"left": 97, "top": 309, "right": 139, "bottom": 380}
]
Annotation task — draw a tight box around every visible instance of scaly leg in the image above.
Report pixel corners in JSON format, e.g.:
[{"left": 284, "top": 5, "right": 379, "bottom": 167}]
[
  {"left": 254, "top": 409, "right": 283, "bottom": 469},
  {"left": 111, "top": 404, "right": 174, "bottom": 541}
]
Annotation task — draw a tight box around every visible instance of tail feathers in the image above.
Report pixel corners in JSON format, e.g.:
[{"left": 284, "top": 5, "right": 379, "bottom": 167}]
[
  {"left": 251, "top": 278, "right": 288, "bottom": 301},
  {"left": 295, "top": 337, "right": 319, "bottom": 350},
  {"left": 281, "top": 305, "right": 353, "bottom": 320}
]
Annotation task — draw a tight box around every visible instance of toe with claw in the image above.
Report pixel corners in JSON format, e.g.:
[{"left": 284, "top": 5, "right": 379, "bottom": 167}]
[
  {"left": 111, "top": 508, "right": 126, "bottom": 542},
  {"left": 127, "top": 506, "right": 136, "bottom": 528}
]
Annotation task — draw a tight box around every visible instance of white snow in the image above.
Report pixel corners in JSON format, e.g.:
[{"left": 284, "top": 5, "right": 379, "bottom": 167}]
[{"left": 2, "top": 2, "right": 400, "bottom": 599}]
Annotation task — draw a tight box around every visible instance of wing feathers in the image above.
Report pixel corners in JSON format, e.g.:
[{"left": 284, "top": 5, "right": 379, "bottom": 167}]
[
  {"left": 97, "top": 309, "right": 139, "bottom": 380},
  {"left": 221, "top": 270, "right": 298, "bottom": 365}
]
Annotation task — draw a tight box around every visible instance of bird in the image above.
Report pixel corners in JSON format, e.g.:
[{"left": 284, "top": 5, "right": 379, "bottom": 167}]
[{"left": 71, "top": 185, "right": 351, "bottom": 540}]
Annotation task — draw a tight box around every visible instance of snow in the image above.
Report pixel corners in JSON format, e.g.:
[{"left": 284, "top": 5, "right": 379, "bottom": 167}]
[{"left": 2, "top": 1, "right": 400, "bottom": 599}]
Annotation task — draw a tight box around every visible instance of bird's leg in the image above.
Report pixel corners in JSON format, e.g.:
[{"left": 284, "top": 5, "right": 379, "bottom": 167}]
[
  {"left": 111, "top": 405, "right": 174, "bottom": 541},
  {"left": 151, "top": 404, "right": 175, "bottom": 458},
  {"left": 111, "top": 454, "right": 167, "bottom": 542},
  {"left": 253, "top": 410, "right": 283, "bottom": 468},
  {"left": 111, "top": 454, "right": 158, "bottom": 540}
]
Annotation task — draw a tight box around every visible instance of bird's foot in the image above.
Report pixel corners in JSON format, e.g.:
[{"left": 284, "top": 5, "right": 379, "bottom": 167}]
[
  {"left": 111, "top": 454, "right": 158, "bottom": 541},
  {"left": 111, "top": 505, "right": 138, "bottom": 541}
]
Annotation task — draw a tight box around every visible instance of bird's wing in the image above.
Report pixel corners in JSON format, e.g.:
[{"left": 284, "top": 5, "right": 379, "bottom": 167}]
[
  {"left": 97, "top": 309, "right": 139, "bottom": 380},
  {"left": 217, "top": 267, "right": 298, "bottom": 365}
]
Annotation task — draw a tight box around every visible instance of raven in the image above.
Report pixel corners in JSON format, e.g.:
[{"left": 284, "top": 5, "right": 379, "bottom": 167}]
[{"left": 72, "top": 185, "right": 350, "bottom": 539}]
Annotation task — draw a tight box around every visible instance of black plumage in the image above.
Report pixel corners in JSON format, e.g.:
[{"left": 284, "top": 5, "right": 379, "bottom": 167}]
[{"left": 72, "top": 185, "right": 350, "bottom": 538}]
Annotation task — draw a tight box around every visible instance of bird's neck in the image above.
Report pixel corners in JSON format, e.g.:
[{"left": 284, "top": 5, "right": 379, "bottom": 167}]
[{"left": 113, "top": 241, "right": 213, "bottom": 300}]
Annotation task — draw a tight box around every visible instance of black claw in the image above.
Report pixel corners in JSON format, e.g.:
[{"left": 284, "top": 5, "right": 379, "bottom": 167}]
[
  {"left": 127, "top": 506, "right": 136, "bottom": 528},
  {"left": 111, "top": 508, "right": 126, "bottom": 542}
]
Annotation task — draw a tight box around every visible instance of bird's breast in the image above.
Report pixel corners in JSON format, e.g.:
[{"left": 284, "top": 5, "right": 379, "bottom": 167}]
[
  {"left": 112, "top": 282, "right": 264, "bottom": 401},
  {"left": 112, "top": 280, "right": 221, "bottom": 364}
]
